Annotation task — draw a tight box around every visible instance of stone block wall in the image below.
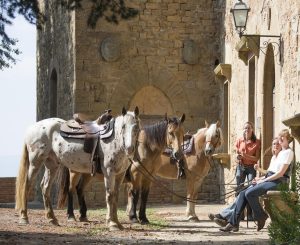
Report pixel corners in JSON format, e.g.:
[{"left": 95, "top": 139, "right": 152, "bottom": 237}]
[
  {"left": 37, "top": 0, "right": 226, "bottom": 205},
  {"left": 0, "top": 178, "right": 33, "bottom": 203}
]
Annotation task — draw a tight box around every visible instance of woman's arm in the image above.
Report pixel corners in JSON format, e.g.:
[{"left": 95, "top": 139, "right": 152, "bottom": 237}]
[
  {"left": 241, "top": 146, "right": 260, "bottom": 162},
  {"left": 257, "top": 164, "right": 289, "bottom": 183}
]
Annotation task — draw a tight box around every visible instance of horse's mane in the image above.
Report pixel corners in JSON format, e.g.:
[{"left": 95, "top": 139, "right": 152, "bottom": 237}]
[
  {"left": 194, "top": 123, "right": 224, "bottom": 148},
  {"left": 143, "top": 120, "right": 168, "bottom": 150},
  {"left": 205, "top": 123, "right": 224, "bottom": 146}
]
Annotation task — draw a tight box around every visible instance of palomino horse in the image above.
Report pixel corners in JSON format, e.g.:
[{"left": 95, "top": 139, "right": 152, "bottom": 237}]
[
  {"left": 56, "top": 114, "right": 186, "bottom": 222},
  {"left": 127, "top": 121, "right": 223, "bottom": 224},
  {"left": 15, "top": 107, "right": 140, "bottom": 231}
]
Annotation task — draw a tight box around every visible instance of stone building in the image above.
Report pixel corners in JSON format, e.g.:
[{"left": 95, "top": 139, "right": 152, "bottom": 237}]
[
  {"left": 215, "top": 0, "right": 300, "bottom": 199},
  {"left": 37, "top": 0, "right": 225, "bottom": 206},
  {"left": 36, "top": 0, "right": 300, "bottom": 207}
]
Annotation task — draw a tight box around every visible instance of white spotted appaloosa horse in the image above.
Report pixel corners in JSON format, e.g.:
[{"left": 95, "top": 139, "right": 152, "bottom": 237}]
[{"left": 15, "top": 107, "right": 140, "bottom": 231}]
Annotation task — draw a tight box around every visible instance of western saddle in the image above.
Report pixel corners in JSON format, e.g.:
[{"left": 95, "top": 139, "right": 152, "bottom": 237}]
[{"left": 60, "top": 110, "right": 114, "bottom": 176}]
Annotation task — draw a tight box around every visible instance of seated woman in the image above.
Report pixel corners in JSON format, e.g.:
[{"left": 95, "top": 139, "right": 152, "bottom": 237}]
[
  {"left": 220, "top": 129, "right": 294, "bottom": 232},
  {"left": 209, "top": 137, "right": 282, "bottom": 227}
]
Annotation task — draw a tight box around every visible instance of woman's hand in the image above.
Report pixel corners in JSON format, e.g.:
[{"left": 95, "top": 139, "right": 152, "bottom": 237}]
[{"left": 254, "top": 163, "right": 259, "bottom": 170}]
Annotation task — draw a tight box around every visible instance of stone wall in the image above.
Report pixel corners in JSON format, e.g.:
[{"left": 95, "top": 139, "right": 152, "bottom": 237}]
[
  {"left": 37, "top": 0, "right": 226, "bottom": 205},
  {"left": 37, "top": 1, "right": 76, "bottom": 120},
  {"left": 0, "top": 178, "right": 33, "bottom": 203}
]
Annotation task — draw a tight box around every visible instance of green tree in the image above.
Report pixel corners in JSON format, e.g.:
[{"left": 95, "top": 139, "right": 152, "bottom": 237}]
[{"left": 0, "top": 0, "right": 138, "bottom": 70}]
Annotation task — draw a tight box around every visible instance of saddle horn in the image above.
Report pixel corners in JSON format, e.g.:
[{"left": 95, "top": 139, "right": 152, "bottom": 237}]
[{"left": 122, "top": 107, "right": 127, "bottom": 116}]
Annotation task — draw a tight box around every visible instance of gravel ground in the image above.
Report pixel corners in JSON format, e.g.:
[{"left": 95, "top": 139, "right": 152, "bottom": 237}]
[{"left": 0, "top": 203, "right": 270, "bottom": 244}]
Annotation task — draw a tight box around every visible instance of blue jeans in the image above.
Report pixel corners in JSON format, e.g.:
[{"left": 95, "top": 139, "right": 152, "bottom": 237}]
[
  {"left": 220, "top": 202, "right": 236, "bottom": 220},
  {"left": 236, "top": 164, "right": 256, "bottom": 186},
  {"left": 229, "top": 180, "right": 280, "bottom": 226}
]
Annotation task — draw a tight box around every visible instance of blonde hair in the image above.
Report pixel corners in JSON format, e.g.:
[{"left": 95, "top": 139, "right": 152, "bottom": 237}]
[{"left": 278, "top": 129, "right": 293, "bottom": 143}]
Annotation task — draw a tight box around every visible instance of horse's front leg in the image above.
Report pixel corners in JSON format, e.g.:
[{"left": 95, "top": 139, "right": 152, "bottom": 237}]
[
  {"left": 186, "top": 177, "right": 203, "bottom": 222},
  {"left": 41, "top": 159, "right": 59, "bottom": 225},
  {"left": 138, "top": 177, "right": 151, "bottom": 225},
  {"left": 127, "top": 175, "right": 140, "bottom": 224},
  {"left": 104, "top": 169, "right": 120, "bottom": 231},
  {"left": 111, "top": 172, "right": 127, "bottom": 230}
]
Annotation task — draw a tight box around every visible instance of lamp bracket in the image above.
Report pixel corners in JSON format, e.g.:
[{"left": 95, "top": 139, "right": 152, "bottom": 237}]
[{"left": 241, "top": 34, "right": 282, "bottom": 64}]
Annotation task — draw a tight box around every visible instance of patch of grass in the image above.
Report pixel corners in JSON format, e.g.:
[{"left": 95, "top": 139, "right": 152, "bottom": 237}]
[{"left": 86, "top": 207, "right": 169, "bottom": 230}]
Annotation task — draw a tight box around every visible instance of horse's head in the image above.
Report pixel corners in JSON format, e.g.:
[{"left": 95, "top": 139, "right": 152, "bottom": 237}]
[
  {"left": 204, "top": 121, "right": 223, "bottom": 156},
  {"left": 166, "top": 114, "right": 185, "bottom": 161},
  {"left": 121, "top": 106, "right": 140, "bottom": 157}
]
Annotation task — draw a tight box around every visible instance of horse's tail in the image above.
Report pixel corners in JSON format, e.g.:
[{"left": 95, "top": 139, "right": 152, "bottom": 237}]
[
  {"left": 56, "top": 165, "right": 70, "bottom": 209},
  {"left": 15, "top": 144, "right": 29, "bottom": 211}
]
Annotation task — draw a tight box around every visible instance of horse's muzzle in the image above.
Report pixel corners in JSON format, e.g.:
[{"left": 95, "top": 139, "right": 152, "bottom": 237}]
[
  {"left": 205, "top": 148, "right": 214, "bottom": 156},
  {"left": 126, "top": 146, "right": 135, "bottom": 156}
]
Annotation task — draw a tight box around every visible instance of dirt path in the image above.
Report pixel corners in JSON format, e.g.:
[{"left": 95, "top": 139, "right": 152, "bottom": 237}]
[{"left": 0, "top": 204, "right": 270, "bottom": 244}]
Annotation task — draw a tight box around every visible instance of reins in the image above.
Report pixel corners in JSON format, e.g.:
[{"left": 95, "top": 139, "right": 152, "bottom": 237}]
[
  {"left": 127, "top": 126, "right": 223, "bottom": 204},
  {"left": 128, "top": 157, "right": 198, "bottom": 204}
]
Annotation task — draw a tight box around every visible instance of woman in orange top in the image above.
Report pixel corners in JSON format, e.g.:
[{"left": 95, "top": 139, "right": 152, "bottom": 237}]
[{"left": 235, "top": 122, "right": 261, "bottom": 186}]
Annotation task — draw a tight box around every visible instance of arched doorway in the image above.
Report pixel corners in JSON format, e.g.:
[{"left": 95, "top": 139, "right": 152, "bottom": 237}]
[
  {"left": 49, "top": 69, "right": 58, "bottom": 117},
  {"left": 262, "top": 45, "right": 275, "bottom": 169},
  {"left": 129, "top": 85, "right": 174, "bottom": 126}
]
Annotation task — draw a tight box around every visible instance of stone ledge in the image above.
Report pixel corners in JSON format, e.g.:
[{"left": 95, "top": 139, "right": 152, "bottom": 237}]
[
  {"left": 214, "top": 64, "right": 231, "bottom": 81},
  {"left": 282, "top": 113, "right": 300, "bottom": 144},
  {"left": 235, "top": 36, "right": 260, "bottom": 65}
]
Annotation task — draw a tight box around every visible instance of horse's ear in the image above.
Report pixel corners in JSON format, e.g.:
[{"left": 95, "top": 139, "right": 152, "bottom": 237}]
[
  {"left": 205, "top": 120, "right": 209, "bottom": 128},
  {"left": 134, "top": 106, "right": 139, "bottom": 117},
  {"left": 216, "top": 120, "right": 221, "bottom": 127},
  {"left": 122, "top": 107, "right": 127, "bottom": 116},
  {"left": 165, "top": 113, "right": 169, "bottom": 122},
  {"left": 180, "top": 114, "right": 185, "bottom": 124}
]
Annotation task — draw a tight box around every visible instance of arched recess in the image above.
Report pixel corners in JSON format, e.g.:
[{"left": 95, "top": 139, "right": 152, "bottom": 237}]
[
  {"left": 129, "top": 86, "right": 174, "bottom": 125},
  {"left": 49, "top": 69, "right": 58, "bottom": 117},
  {"left": 109, "top": 67, "right": 189, "bottom": 122},
  {"left": 262, "top": 45, "right": 275, "bottom": 170}
]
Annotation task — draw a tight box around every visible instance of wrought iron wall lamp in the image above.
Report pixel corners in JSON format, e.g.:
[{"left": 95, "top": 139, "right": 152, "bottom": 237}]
[{"left": 230, "top": 0, "right": 282, "bottom": 62}]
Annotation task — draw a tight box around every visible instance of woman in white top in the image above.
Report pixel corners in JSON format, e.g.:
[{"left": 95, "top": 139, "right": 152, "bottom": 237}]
[{"left": 220, "top": 129, "right": 294, "bottom": 232}]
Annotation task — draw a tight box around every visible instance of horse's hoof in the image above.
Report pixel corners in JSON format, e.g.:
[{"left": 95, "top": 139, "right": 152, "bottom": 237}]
[
  {"left": 49, "top": 219, "right": 60, "bottom": 226},
  {"left": 109, "top": 225, "right": 121, "bottom": 232},
  {"left": 129, "top": 217, "right": 139, "bottom": 224},
  {"left": 19, "top": 218, "right": 29, "bottom": 225},
  {"left": 188, "top": 216, "right": 200, "bottom": 222},
  {"left": 140, "top": 219, "right": 150, "bottom": 225},
  {"left": 79, "top": 217, "right": 88, "bottom": 222},
  {"left": 67, "top": 217, "right": 76, "bottom": 222}
]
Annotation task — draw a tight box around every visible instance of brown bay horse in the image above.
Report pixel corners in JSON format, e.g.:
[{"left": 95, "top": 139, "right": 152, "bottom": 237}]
[
  {"left": 56, "top": 114, "right": 186, "bottom": 222},
  {"left": 127, "top": 121, "right": 223, "bottom": 224}
]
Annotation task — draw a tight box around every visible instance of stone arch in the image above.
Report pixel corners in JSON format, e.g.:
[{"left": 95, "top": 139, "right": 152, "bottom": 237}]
[
  {"left": 129, "top": 86, "right": 173, "bottom": 115},
  {"left": 109, "top": 67, "right": 189, "bottom": 118},
  {"left": 262, "top": 44, "right": 275, "bottom": 169},
  {"left": 49, "top": 68, "right": 58, "bottom": 117}
]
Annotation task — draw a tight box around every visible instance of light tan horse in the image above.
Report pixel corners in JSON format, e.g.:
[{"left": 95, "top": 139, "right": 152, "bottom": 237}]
[
  {"left": 56, "top": 114, "right": 186, "bottom": 222},
  {"left": 127, "top": 121, "right": 223, "bottom": 223}
]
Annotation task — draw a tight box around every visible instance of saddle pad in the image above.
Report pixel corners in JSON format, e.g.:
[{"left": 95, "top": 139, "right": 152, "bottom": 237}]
[{"left": 182, "top": 136, "right": 194, "bottom": 155}]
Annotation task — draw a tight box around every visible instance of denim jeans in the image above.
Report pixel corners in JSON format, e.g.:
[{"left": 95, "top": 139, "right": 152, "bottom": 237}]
[
  {"left": 220, "top": 202, "right": 236, "bottom": 220},
  {"left": 229, "top": 180, "right": 280, "bottom": 226},
  {"left": 236, "top": 164, "right": 256, "bottom": 186}
]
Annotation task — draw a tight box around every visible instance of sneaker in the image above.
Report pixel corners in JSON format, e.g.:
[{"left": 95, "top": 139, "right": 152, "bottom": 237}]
[
  {"left": 208, "top": 213, "right": 223, "bottom": 221},
  {"left": 214, "top": 217, "right": 228, "bottom": 227},
  {"left": 208, "top": 213, "right": 215, "bottom": 221},
  {"left": 220, "top": 223, "right": 239, "bottom": 232}
]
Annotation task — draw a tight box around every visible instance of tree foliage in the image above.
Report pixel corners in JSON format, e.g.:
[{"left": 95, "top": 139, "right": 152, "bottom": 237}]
[
  {"left": 0, "top": 0, "right": 138, "bottom": 70},
  {"left": 268, "top": 161, "right": 300, "bottom": 245}
]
